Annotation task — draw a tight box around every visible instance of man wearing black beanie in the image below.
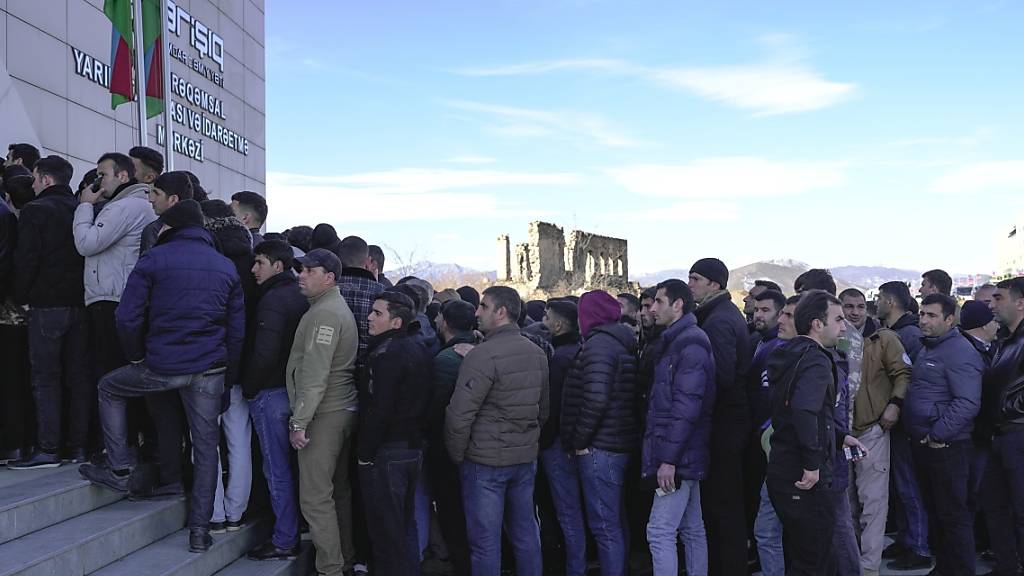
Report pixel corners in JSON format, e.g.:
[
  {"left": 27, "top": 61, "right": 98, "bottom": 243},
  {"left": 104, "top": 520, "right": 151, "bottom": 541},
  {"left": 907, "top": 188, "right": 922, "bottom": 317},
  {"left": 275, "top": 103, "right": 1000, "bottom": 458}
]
[
  {"left": 80, "top": 197, "right": 245, "bottom": 553},
  {"left": 688, "top": 257, "right": 753, "bottom": 576}
]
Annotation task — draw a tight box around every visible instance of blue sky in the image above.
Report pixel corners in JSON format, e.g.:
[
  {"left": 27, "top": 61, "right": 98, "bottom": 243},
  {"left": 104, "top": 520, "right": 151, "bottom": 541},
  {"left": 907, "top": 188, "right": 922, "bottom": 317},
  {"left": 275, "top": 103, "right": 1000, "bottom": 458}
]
[{"left": 264, "top": 1, "right": 1024, "bottom": 277}]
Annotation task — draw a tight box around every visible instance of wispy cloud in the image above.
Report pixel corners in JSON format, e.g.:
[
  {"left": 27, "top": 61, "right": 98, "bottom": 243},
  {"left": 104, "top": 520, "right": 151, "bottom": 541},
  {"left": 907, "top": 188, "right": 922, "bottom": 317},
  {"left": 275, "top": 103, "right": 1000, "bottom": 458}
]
[
  {"left": 453, "top": 39, "right": 855, "bottom": 115},
  {"left": 266, "top": 168, "right": 574, "bottom": 227},
  {"left": 883, "top": 127, "right": 993, "bottom": 150},
  {"left": 445, "top": 100, "right": 646, "bottom": 148},
  {"left": 929, "top": 161, "right": 1024, "bottom": 195},
  {"left": 444, "top": 155, "right": 498, "bottom": 164},
  {"left": 614, "top": 200, "right": 742, "bottom": 222},
  {"left": 607, "top": 157, "right": 847, "bottom": 199}
]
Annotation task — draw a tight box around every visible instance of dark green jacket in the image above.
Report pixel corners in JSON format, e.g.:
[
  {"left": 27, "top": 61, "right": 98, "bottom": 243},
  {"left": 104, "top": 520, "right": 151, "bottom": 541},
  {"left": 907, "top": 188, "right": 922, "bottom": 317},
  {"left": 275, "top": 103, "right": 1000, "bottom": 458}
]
[{"left": 429, "top": 331, "right": 477, "bottom": 447}]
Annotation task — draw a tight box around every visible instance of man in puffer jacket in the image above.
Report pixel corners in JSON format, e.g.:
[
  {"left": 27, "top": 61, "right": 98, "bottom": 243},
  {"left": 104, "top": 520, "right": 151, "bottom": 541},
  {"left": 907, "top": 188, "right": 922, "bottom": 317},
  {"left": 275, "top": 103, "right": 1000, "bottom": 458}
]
[
  {"left": 904, "top": 294, "right": 983, "bottom": 576},
  {"left": 642, "top": 279, "right": 716, "bottom": 576},
  {"left": 79, "top": 199, "right": 245, "bottom": 553},
  {"left": 560, "top": 290, "right": 638, "bottom": 576},
  {"left": 73, "top": 153, "right": 156, "bottom": 395}
]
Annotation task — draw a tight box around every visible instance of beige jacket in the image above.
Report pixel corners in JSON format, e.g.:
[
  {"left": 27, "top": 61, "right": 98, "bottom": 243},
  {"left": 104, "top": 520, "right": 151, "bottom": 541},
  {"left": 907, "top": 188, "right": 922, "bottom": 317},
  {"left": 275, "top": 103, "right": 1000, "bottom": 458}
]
[{"left": 853, "top": 327, "right": 912, "bottom": 435}]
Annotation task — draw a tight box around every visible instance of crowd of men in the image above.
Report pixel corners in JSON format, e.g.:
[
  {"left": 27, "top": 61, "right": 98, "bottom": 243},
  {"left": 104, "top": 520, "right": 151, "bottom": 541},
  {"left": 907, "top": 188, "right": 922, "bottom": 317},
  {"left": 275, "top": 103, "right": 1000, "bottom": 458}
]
[{"left": 2, "top": 141, "right": 1024, "bottom": 576}]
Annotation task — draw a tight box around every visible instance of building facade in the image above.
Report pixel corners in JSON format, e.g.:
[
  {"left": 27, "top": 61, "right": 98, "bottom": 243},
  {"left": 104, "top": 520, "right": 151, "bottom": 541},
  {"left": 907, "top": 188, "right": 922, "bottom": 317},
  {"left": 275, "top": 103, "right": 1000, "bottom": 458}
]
[
  {"left": 0, "top": 0, "right": 265, "bottom": 197},
  {"left": 998, "top": 212, "right": 1024, "bottom": 279}
]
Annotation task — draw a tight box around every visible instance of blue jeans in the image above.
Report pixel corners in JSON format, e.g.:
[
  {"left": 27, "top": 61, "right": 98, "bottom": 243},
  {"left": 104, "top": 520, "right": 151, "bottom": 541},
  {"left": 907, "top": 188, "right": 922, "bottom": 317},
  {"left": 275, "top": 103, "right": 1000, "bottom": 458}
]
[
  {"left": 753, "top": 482, "right": 783, "bottom": 576},
  {"left": 647, "top": 479, "right": 707, "bottom": 576},
  {"left": 461, "top": 460, "right": 542, "bottom": 576},
  {"left": 249, "top": 388, "right": 299, "bottom": 549},
  {"left": 28, "top": 307, "right": 90, "bottom": 452},
  {"left": 539, "top": 442, "right": 587, "bottom": 576},
  {"left": 98, "top": 362, "right": 224, "bottom": 529},
  {"left": 831, "top": 488, "right": 860, "bottom": 576},
  {"left": 577, "top": 448, "right": 628, "bottom": 576},
  {"left": 890, "top": 424, "right": 930, "bottom": 556}
]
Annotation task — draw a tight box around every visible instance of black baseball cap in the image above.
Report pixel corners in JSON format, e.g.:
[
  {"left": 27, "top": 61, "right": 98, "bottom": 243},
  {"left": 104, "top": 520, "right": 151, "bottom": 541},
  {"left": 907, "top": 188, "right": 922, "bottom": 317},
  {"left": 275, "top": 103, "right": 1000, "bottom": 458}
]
[{"left": 295, "top": 248, "right": 342, "bottom": 280}]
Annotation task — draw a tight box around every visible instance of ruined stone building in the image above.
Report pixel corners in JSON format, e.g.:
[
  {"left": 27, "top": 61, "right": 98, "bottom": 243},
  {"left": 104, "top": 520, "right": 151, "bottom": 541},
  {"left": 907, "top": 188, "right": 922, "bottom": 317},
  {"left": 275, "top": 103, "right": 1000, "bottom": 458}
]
[{"left": 497, "top": 222, "right": 630, "bottom": 295}]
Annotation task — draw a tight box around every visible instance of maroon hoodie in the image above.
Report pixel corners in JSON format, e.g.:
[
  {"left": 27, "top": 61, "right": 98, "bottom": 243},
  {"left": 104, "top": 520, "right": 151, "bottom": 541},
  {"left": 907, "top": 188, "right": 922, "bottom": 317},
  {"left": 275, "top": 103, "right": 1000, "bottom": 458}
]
[{"left": 578, "top": 290, "right": 622, "bottom": 338}]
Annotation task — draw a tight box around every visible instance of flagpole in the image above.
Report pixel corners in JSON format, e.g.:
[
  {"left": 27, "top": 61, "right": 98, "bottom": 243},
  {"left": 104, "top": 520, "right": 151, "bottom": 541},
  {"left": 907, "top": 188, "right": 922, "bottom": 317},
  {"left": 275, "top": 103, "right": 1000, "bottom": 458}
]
[
  {"left": 160, "top": 0, "right": 173, "bottom": 169},
  {"left": 132, "top": 0, "right": 148, "bottom": 147}
]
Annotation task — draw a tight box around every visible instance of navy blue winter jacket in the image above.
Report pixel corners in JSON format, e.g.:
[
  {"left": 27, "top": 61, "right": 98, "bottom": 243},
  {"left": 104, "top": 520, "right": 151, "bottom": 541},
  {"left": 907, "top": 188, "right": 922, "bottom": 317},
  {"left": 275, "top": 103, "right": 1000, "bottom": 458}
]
[
  {"left": 641, "top": 313, "right": 717, "bottom": 480},
  {"left": 904, "top": 327, "right": 983, "bottom": 443},
  {"left": 116, "top": 226, "right": 245, "bottom": 381},
  {"left": 890, "top": 313, "right": 924, "bottom": 362}
]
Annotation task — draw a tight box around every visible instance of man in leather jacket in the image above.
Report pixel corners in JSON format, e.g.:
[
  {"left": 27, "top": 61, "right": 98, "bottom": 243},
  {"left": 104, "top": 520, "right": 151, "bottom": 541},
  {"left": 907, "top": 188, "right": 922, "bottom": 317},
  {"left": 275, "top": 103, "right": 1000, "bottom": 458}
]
[{"left": 982, "top": 276, "right": 1024, "bottom": 576}]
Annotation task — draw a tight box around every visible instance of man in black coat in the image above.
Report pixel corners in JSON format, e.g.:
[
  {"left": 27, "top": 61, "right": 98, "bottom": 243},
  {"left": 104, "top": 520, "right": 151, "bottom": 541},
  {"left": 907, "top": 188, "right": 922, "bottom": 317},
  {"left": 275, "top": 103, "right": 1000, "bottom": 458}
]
[
  {"left": 767, "top": 290, "right": 865, "bottom": 575},
  {"left": 9, "top": 156, "right": 91, "bottom": 469},
  {"left": 688, "top": 258, "right": 752, "bottom": 575},
  {"left": 244, "top": 240, "right": 310, "bottom": 560},
  {"left": 358, "top": 290, "right": 433, "bottom": 576}
]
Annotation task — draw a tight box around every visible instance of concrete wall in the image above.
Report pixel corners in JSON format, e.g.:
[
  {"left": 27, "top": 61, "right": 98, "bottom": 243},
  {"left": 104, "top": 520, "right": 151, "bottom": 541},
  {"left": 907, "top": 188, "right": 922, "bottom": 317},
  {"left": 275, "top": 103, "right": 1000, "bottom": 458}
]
[{"left": 0, "top": 0, "right": 265, "bottom": 199}]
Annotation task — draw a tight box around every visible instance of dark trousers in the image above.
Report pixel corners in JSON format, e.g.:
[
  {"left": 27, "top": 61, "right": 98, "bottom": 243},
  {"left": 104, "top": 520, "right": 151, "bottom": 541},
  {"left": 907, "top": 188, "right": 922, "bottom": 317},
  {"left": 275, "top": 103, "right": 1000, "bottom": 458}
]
[
  {"left": 768, "top": 487, "right": 836, "bottom": 576},
  {"left": 148, "top": 391, "right": 185, "bottom": 486},
  {"left": 427, "top": 443, "right": 471, "bottom": 576},
  {"left": 0, "top": 324, "right": 35, "bottom": 451},
  {"left": 912, "top": 440, "right": 975, "bottom": 576},
  {"left": 984, "top": 429, "right": 1024, "bottom": 575},
  {"left": 703, "top": 408, "right": 750, "bottom": 576},
  {"left": 360, "top": 445, "right": 423, "bottom": 576},
  {"left": 28, "top": 307, "right": 91, "bottom": 453},
  {"left": 98, "top": 362, "right": 224, "bottom": 529},
  {"left": 890, "top": 423, "right": 930, "bottom": 555}
]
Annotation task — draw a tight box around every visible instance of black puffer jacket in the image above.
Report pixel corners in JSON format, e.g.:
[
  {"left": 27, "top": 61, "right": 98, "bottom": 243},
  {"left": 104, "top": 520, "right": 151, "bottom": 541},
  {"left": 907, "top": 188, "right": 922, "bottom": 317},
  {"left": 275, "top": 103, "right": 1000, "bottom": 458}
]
[
  {"left": 695, "top": 292, "right": 753, "bottom": 415},
  {"left": 560, "top": 322, "right": 639, "bottom": 453},
  {"left": 13, "top": 185, "right": 85, "bottom": 307},
  {"left": 540, "top": 331, "right": 581, "bottom": 449},
  {"left": 241, "top": 272, "right": 310, "bottom": 399},
  {"left": 207, "top": 216, "right": 258, "bottom": 384}
]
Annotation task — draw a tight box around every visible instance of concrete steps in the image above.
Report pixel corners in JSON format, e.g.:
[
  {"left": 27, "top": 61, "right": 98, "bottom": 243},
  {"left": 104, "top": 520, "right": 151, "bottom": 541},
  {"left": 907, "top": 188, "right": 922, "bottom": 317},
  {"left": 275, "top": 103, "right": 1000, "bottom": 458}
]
[
  {"left": 0, "top": 465, "right": 125, "bottom": 545},
  {"left": 0, "top": 465, "right": 312, "bottom": 576}
]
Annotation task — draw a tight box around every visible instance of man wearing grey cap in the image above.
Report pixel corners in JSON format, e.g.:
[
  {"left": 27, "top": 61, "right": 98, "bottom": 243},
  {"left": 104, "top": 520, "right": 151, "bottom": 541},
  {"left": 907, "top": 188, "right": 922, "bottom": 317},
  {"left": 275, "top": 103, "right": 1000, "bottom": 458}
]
[{"left": 287, "top": 248, "right": 360, "bottom": 576}]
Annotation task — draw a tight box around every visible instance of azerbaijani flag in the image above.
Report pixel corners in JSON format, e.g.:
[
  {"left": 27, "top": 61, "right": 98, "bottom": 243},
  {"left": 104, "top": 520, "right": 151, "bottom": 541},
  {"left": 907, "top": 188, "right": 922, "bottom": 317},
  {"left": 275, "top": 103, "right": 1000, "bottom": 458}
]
[
  {"left": 104, "top": 0, "right": 134, "bottom": 111},
  {"left": 105, "top": 0, "right": 164, "bottom": 118},
  {"left": 141, "top": 0, "right": 163, "bottom": 118}
]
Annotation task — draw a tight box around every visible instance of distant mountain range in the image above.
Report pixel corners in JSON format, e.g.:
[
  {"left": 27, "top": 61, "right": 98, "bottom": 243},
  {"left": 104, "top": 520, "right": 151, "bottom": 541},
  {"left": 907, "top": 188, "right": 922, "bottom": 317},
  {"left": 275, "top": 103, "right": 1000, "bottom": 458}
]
[
  {"left": 385, "top": 261, "right": 496, "bottom": 287},
  {"left": 635, "top": 262, "right": 928, "bottom": 292},
  {"left": 388, "top": 260, "right": 938, "bottom": 293}
]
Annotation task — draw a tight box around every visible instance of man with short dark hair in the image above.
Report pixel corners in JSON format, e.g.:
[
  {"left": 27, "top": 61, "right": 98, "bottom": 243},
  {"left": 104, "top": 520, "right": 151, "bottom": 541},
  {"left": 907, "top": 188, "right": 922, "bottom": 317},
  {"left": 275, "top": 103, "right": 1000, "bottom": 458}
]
[
  {"left": 399, "top": 276, "right": 440, "bottom": 355},
  {"left": 920, "top": 269, "right": 953, "bottom": 297},
  {"left": 687, "top": 257, "right": 752, "bottom": 575},
  {"left": 74, "top": 152, "right": 156, "bottom": 430},
  {"left": 618, "top": 292, "right": 642, "bottom": 338},
  {"left": 367, "top": 244, "right": 392, "bottom": 287},
  {"left": 9, "top": 155, "right": 90, "bottom": 469},
  {"left": 429, "top": 299, "right": 480, "bottom": 576},
  {"left": 230, "top": 191, "right": 267, "bottom": 245},
  {"left": 538, "top": 299, "right": 585, "bottom": 576},
  {"left": 358, "top": 290, "right": 433, "bottom": 575},
  {"left": 128, "top": 146, "right": 163, "bottom": 185},
  {"left": 446, "top": 285, "right": 549, "bottom": 576},
  {"left": 875, "top": 281, "right": 931, "bottom": 569},
  {"left": 78, "top": 199, "right": 245, "bottom": 553},
  {"left": 744, "top": 279, "right": 783, "bottom": 326},
  {"left": 288, "top": 248, "right": 360, "bottom": 576},
  {"left": 848, "top": 289, "right": 912, "bottom": 576},
  {"left": 244, "top": 240, "right": 309, "bottom": 561},
  {"left": 644, "top": 279, "right": 715, "bottom": 576},
  {"left": 905, "top": 294, "right": 982, "bottom": 576},
  {"left": 6, "top": 143, "right": 40, "bottom": 171},
  {"left": 980, "top": 277, "right": 1024, "bottom": 576},
  {"left": 840, "top": 288, "right": 879, "bottom": 337},
  {"left": 767, "top": 290, "right": 866, "bottom": 575},
  {"left": 335, "top": 235, "right": 384, "bottom": 365},
  {"left": 141, "top": 171, "right": 192, "bottom": 254},
  {"left": 745, "top": 289, "right": 787, "bottom": 539}
]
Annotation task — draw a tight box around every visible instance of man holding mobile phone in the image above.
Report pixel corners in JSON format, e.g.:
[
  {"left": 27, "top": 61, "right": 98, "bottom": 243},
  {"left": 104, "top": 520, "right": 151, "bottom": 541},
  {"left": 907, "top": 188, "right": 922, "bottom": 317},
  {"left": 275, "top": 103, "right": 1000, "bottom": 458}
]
[{"left": 642, "top": 279, "right": 716, "bottom": 576}]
